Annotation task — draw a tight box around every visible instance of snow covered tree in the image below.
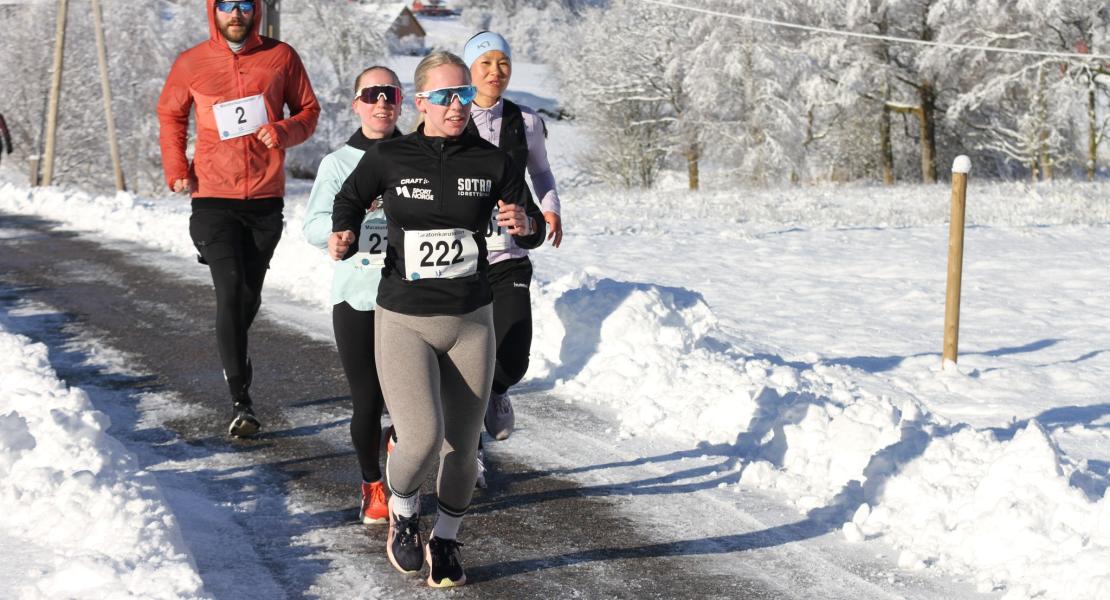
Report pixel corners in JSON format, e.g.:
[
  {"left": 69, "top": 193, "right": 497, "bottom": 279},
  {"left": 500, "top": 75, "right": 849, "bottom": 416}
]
[
  {"left": 929, "top": 0, "right": 1109, "bottom": 180},
  {"left": 282, "top": 0, "right": 388, "bottom": 176},
  {"left": 809, "top": 0, "right": 961, "bottom": 184},
  {"left": 102, "top": 0, "right": 206, "bottom": 193},
  {"left": 0, "top": 0, "right": 202, "bottom": 192},
  {"left": 0, "top": 1, "right": 57, "bottom": 179},
  {"left": 686, "top": 9, "right": 809, "bottom": 186},
  {"left": 550, "top": 0, "right": 805, "bottom": 189},
  {"left": 547, "top": 1, "right": 684, "bottom": 188}
]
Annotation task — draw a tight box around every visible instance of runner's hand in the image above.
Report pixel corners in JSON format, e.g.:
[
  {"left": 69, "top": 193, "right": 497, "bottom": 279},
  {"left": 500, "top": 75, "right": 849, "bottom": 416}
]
[
  {"left": 172, "top": 178, "right": 191, "bottom": 194},
  {"left": 497, "top": 200, "right": 529, "bottom": 235},
  {"left": 256, "top": 126, "right": 278, "bottom": 149},
  {"left": 329, "top": 230, "right": 356, "bottom": 261},
  {"left": 543, "top": 211, "right": 563, "bottom": 248}
]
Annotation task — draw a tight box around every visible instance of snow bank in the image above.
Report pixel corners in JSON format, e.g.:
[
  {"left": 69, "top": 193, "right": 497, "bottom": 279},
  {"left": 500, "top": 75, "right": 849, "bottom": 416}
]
[
  {"left": 528, "top": 270, "right": 773, "bottom": 444},
  {"left": 0, "top": 323, "right": 204, "bottom": 599},
  {"left": 867, "top": 422, "right": 1110, "bottom": 599},
  {"left": 530, "top": 269, "right": 1110, "bottom": 600}
]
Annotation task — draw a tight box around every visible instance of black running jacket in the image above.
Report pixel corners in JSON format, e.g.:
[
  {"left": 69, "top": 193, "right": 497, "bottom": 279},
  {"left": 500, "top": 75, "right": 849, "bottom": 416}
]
[{"left": 332, "top": 126, "right": 545, "bottom": 316}]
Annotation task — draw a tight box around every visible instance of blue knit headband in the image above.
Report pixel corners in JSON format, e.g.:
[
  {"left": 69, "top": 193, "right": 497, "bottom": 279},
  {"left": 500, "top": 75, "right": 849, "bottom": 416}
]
[{"left": 463, "top": 31, "right": 512, "bottom": 68}]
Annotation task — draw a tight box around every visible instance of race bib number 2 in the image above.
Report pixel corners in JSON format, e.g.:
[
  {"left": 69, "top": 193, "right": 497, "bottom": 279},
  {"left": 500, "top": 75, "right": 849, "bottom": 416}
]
[
  {"left": 213, "top": 94, "right": 268, "bottom": 141},
  {"left": 404, "top": 229, "right": 478, "bottom": 281}
]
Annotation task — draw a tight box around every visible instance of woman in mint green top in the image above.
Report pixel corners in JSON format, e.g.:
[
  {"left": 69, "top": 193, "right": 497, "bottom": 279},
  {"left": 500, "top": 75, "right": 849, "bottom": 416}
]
[{"left": 302, "top": 66, "right": 403, "bottom": 526}]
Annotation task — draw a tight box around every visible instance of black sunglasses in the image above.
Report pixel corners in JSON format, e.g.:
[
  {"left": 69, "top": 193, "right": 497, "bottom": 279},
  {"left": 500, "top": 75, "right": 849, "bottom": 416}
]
[{"left": 357, "top": 85, "right": 402, "bottom": 106}]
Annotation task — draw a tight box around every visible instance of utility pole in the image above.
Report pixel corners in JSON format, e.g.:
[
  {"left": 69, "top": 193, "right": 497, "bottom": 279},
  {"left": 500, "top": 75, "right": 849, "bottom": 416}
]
[
  {"left": 41, "top": 0, "right": 68, "bottom": 186},
  {"left": 260, "top": 0, "right": 280, "bottom": 39},
  {"left": 91, "top": 0, "right": 125, "bottom": 191}
]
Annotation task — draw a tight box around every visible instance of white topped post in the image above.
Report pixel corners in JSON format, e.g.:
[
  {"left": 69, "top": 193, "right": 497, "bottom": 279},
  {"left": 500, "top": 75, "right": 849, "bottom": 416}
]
[{"left": 943, "top": 156, "right": 971, "bottom": 367}]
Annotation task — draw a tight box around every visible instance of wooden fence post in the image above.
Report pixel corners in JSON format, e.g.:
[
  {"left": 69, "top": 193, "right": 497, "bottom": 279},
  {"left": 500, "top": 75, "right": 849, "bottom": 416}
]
[
  {"left": 42, "top": 0, "right": 68, "bottom": 186},
  {"left": 91, "top": 0, "right": 126, "bottom": 191},
  {"left": 943, "top": 155, "right": 971, "bottom": 367}
]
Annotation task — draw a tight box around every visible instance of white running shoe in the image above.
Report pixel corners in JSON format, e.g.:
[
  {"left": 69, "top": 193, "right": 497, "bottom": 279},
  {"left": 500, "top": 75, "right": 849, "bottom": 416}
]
[{"left": 484, "top": 391, "right": 514, "bottom": 441}]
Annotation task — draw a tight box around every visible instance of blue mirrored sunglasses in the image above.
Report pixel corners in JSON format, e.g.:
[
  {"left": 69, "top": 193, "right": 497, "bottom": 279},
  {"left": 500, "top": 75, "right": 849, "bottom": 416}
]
[
  {"left": 415, "top": 85, "right": 477, "bottom": 107},
  {"left": 216, "top": 1, "right": 255, "bottom": 14}
]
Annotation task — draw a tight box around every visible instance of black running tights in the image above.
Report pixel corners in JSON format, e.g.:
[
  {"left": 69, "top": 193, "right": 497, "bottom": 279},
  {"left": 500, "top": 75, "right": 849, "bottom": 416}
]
[
  {"left": 488, "top": 257, "right": 534, "bottom": 395},
  {"left": 333, "top": 301, "right": 385, "bottom": 483},
  {"left": 189, "top": 204, "right": 283, "bottom": 399}
]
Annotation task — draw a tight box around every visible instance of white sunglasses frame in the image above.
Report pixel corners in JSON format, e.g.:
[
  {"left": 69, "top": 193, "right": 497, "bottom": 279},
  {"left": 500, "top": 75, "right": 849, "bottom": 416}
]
[
  {"left": 414, "top": 85, "right": 477, "bottom": 106},
  {"left": 354, "top": 84, "right": 402, "bottom": 104}
]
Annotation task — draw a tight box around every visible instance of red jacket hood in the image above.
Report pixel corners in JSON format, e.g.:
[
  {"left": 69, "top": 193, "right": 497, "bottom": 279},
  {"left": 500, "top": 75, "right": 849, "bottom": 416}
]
[{"left": 207, "top": 0, "right": 263, "bottom": 53}]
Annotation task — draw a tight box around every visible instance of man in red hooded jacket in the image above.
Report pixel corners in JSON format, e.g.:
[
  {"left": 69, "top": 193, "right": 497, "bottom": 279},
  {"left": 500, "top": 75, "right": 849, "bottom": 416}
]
[{"left": 157, "top": 0, "right": 319, "bottom": 437}]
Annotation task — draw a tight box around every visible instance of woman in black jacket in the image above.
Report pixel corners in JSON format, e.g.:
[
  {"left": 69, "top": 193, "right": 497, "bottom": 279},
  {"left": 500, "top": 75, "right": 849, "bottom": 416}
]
[{"left": 331, "top": 51, "right": 544, "bottom": 588}]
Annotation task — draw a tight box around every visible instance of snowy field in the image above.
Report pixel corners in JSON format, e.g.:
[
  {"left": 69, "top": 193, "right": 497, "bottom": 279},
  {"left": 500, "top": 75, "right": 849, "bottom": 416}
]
[{"left": 2, "top": 12, "right": 1110, "bottom": 600}]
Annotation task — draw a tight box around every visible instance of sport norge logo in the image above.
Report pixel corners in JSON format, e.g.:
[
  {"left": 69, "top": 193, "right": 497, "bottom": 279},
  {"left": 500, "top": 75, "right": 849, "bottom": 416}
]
[
  {"left": 457, "top": 178, "right": 492, "bottom": 198},
  {"left": 395, "top": 185, "right": 434, "bottom": 201}
]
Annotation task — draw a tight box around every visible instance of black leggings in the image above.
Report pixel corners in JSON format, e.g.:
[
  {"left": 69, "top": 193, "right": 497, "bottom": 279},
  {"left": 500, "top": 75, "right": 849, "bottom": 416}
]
[
  {"left": 189, "top": 201, "right": 283, "bottom": 399},
  {"left": 488, "top": 257, "right": 533, "bottom": 395},
  {"left": 332, "top": 302, "right": 385, "bottom": 483}
]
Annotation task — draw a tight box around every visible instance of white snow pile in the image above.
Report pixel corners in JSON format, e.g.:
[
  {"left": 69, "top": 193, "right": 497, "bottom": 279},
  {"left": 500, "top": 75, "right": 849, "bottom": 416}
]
[
  {"left": 866, "top": 422, "right": 1110, "bottom": 599},
  {"left": 528, "top": 269, "right": 774, "bottom": 445},
  {"left": 529, "top": 270, "right": 1110, "bottom": 600},
  {"left": 0, "top": 323, "right": 204, "bottom": 599}
]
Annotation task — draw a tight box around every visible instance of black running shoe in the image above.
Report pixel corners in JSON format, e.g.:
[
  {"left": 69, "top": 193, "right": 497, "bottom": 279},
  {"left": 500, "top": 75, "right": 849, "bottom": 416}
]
[
  {"left": 387, "top": 510, "right": 424, "bottom": 574},
  {"left": 425, "top": 537, "right": 466, "bottom": 588},
  {"left": 228, "top": 401, "right": 261, "bottom": 438}
]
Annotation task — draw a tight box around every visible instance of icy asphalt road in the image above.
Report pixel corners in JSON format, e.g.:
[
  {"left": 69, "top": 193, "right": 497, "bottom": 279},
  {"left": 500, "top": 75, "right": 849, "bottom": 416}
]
[{"left": 0, "top": 211, "right": 989, "bottom": 599}]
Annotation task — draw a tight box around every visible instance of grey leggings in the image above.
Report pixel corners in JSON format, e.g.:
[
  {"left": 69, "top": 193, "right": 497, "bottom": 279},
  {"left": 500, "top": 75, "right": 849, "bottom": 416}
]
[{"left": 376, "top": 304, "right": 495, "bottom": 515}]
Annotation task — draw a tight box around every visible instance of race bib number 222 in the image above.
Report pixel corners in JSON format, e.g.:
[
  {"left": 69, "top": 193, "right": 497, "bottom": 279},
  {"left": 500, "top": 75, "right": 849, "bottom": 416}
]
[{"left": 404, "top": 229, "right": 478, "bottom": 281}]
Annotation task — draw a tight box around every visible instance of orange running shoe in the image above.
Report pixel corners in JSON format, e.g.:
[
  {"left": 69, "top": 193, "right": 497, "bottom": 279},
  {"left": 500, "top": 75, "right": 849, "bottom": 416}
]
[{"left": 360, "top": 480, "right": 389, "bottom": 524}]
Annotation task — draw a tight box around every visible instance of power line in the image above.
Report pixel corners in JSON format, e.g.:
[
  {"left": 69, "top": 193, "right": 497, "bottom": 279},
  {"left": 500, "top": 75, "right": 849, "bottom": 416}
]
[{"left": 640, "top": 0, "right": 1110, "bottom": 62}]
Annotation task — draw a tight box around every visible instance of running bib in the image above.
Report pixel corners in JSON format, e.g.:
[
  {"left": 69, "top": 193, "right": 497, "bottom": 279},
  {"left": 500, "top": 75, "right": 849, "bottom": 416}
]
[
  {"left": 484, "top": 205, "right": 513, "bottom": 251},
  {"left": 404, "top": 228, "right": 478, "bottom": 281},
  {"left": 213, "top": 94, "right": 268, "bottom": 141},
  {"left": 354, "top": 219, "right": 387, "bottom": 269}
]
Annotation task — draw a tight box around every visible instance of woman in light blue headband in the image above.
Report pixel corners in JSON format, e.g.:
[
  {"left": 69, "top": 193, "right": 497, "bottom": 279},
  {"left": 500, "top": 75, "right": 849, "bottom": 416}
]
[{"left": 461, "top": 30, "right": 565, "bottom": 470}]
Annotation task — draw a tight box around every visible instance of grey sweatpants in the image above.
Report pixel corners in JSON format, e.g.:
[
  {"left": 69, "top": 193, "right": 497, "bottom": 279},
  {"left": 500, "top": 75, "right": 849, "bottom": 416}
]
[{"left": 375, "top": 304, "right": 495, "bottom": 515}]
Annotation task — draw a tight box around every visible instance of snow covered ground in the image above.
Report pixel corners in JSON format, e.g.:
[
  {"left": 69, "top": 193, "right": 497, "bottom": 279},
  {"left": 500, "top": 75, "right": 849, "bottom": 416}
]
[
  {"left": 0, "top": 309, "right": 204, "bottom": 599},
  {"left": 2, "top": 13, "right": 1110, "bottom": 600}
]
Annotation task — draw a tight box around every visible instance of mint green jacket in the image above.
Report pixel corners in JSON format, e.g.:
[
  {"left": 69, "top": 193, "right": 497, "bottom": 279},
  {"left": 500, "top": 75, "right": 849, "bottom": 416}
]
[{"left": 303, "top": 130, "right": 396, "bottom": 311}]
